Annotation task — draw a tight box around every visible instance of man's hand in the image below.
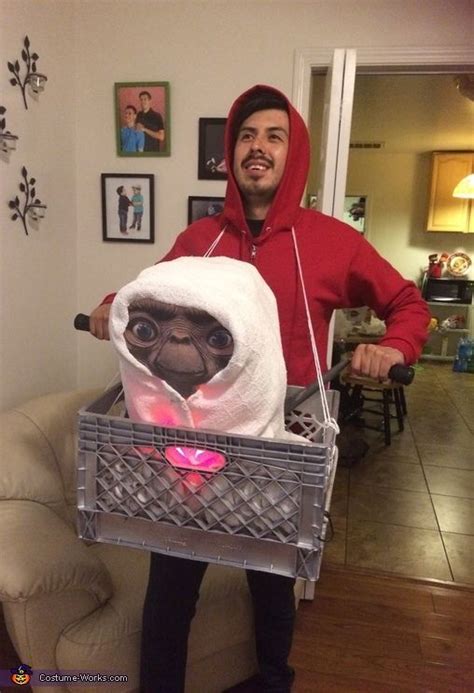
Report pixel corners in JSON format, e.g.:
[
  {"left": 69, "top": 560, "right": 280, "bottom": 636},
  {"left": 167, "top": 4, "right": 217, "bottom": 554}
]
[
  {"left": 351, "top": 343, "right": 404, "bottom": 381},
  {"left": 89, "top": 303, "right": 111, "bottom": 340},
  {"left": 136, "top": 123, "right": 145, "bottom": 132}
]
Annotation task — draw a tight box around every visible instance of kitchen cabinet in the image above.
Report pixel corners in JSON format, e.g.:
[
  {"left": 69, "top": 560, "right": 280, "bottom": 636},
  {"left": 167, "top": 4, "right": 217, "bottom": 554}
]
[
  {"left": 426, "top": 152, "right": 473, "bottom": 233},
  {"left": 422, "top": 300, "right": 473, "bottom": 361}
]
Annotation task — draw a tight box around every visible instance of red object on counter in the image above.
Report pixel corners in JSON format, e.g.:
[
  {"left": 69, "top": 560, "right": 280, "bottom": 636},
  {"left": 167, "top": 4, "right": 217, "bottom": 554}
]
[{"left": 428, "top": 262, "right": 442, "bottom": 278}]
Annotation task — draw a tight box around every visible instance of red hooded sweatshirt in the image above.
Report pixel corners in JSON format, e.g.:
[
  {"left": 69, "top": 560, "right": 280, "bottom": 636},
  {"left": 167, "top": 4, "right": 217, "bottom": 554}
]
[{"left": 105, "top": 85, "right": 429, "bottom": 386}]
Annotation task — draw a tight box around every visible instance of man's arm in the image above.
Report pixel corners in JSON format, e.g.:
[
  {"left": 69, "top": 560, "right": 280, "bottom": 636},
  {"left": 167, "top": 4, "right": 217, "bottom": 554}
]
[
  {"left": 137, "top": 124, "right": 165, "bottom": 141},
  {"left": 337, "top": 231, "right": 430, "bottom": 380},
  {"left": 136, "top": 111, "right": 165, "bottom": 141}
]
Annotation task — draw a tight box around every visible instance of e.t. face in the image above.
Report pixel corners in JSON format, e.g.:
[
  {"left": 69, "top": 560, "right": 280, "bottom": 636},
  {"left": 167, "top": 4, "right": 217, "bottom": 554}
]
[{"left": 125, "top": 299, "right": 234, "bottom": 398}]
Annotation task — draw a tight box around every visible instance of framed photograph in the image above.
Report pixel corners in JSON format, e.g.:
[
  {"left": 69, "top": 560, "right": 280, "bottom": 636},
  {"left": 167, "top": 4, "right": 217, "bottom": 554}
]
[
  {"left": 198, "top": 118, "right": 227, "bottom": 180},
  {"left": 101, "top": 173, "right": 154, "bottom": 243},
  {"left": 343, "top": 195, "right": 367, "bottom": 234},
  {"left": 115, "top": 82, "right": 170, "bottom": 156},
  {"left": 306, "top": 193, "right": 318, "bottom": 210},
  {"left": 188, "top": 196, "right": 225, "bottom": 224}
]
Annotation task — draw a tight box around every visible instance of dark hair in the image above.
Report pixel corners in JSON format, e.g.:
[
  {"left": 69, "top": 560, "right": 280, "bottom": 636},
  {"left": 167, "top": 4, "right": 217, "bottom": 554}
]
[
  {"left": 139, "top": 91, "right": 152, "bottom": 100},
  {"left": 125, "top": 104, "right": 137, "bottom": 114},
  {"left": 116, "top": 186, "right": 124, "bottom": 195},
  {"left": 233, "top": 90, "right": 288, "bottom": 140}
]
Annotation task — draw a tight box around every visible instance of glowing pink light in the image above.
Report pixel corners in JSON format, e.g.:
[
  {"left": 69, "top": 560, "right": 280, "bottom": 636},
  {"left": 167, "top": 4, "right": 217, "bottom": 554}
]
[
  {"left": 164, "top": 446, "right": 226, "bottom": 473},
  {"left": 185, "top": 471, "right": 206, "bottom": 488}
]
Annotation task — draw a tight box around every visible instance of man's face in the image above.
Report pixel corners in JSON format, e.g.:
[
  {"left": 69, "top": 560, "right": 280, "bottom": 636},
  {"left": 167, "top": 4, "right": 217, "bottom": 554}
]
[
  {"left": 124, "top": 108, "right": 136, "bottom": 126},
  {"left": 233, "top": 109, "right": 289, "bottom": 207},
  {"left": 139, "top": 94, "right": 151, "bottom": 112}
]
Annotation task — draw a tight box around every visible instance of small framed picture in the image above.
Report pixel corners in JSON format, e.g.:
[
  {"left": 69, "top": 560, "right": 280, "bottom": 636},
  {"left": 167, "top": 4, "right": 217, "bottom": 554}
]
[
  {"left": 198, "top": 118, "right": 227, "bottom": 180},
  {"left": 188, "top": 196, "right": 225, "bottom": 224},
  {"left": 114, "top": 82, "right": 170, "bottom": 156},
  {"left": 343, "top": 195, "right": 367, "bottom": 234},
  {"left": 101, "top": 173, "right": 154, "bottom": 243}
]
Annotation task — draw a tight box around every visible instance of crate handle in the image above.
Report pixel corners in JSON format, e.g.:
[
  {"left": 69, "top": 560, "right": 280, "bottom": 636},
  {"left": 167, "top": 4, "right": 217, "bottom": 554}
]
[{"left": 316, "top": 512, "right": 334, "bottom": 543}]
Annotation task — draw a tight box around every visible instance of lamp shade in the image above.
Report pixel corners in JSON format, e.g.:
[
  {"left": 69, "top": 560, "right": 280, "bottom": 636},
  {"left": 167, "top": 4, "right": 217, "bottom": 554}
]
[{"left": 453, "top": 173, "right": 474, "bottom": 199}]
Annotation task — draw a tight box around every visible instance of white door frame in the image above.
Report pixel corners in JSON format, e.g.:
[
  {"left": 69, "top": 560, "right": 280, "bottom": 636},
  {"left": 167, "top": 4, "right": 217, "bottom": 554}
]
[
  {"left": 293, "top": 44, "right": 474, "bottom": 601},
  {"left": 292, "top": 46, "right": 474, "bottom": 124}
]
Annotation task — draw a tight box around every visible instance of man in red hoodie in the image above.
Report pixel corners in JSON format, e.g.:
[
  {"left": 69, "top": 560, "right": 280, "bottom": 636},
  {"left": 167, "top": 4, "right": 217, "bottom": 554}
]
[{"left": 90, "top": 86, "right": 429, "bottom": 692}]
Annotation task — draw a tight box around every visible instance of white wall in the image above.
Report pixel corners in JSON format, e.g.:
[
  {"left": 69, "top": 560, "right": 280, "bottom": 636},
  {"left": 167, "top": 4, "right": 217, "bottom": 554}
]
[
  {"left": 0, "top": 0, "right": 77, "bottom": 410},
  {"left": 1, "top": 0, "right": 472, "bottom": 407}
]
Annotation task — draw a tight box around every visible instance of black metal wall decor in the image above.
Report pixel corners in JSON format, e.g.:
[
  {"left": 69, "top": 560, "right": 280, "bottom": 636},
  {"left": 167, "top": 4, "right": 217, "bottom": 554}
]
[
  {"left": 7, "top": 36, "right": 47, "bottom": 110},
  {"left": 8, "top": 166, "right": 47, "bottom": 235},
  {"left": 0, "top": 106, "right": 19, "bottom": 152}
]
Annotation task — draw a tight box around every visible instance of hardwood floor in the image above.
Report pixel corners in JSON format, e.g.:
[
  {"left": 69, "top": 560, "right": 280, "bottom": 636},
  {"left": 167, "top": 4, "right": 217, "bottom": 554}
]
[
  {"left": 291, "top": 563, "right": 474, "bottom": 692},
  {"left": 2, "top": 563, "right": 472, "bottom": 692}
]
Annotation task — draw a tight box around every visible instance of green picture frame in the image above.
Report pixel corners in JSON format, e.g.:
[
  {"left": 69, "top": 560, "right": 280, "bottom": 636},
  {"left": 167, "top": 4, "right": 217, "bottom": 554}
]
[{"left": 114, "top": 81, "right": 170, "bottom": 157}]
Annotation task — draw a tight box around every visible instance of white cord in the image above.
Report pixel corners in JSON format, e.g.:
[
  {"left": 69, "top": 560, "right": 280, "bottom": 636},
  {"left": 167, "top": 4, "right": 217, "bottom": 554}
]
[
  {"left": 291, "top": 227, "right": 339, "bottom": 435},
  {"left": 103, "top": 371, "right": 121, "bottom": 391},
  {"left": 204, "top": 226, "right": 226, "bottom": 257}
]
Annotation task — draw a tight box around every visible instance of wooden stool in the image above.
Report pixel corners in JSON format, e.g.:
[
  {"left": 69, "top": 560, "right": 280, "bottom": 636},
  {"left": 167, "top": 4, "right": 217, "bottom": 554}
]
[{"left": 340, "top": 372, "right": 406, "bottom": 446}]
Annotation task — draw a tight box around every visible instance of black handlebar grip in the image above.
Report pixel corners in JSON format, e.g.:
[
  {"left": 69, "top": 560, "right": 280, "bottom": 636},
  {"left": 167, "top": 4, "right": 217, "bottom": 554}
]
[
  {"left": 74, "top": 313, "right": 90, "bottom": 332},
  {"left": 387, "top": 364, "right": 415, "bottom": 385}
]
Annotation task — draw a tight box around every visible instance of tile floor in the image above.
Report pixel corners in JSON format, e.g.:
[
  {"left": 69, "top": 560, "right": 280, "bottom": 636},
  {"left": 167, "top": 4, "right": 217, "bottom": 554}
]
[{"left": 325, "top": 362, "right": 474, "bottom": 585}]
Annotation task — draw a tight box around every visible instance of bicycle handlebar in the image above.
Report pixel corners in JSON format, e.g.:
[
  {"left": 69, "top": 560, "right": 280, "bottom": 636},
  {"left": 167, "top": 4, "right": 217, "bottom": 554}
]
[
  {"left": 284, "top": 355, "right": 414, "bottom": 414},
  {"left": 74, "top": 313, "right": 415, "bottom": 409},
  {"left": 74, "top": 313, "right": 91, "bottom": 331}
]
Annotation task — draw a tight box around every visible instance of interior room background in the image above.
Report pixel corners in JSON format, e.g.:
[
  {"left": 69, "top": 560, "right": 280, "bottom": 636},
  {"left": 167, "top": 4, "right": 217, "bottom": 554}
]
[{"left": 0, "top": 0, "right": 472, "bottom": 411}]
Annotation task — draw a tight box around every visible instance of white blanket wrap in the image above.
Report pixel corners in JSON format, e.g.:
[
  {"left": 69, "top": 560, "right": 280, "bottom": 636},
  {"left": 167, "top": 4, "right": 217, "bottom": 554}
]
[{"left": 110, "top": 256, "right": 296, "bottom": 441}]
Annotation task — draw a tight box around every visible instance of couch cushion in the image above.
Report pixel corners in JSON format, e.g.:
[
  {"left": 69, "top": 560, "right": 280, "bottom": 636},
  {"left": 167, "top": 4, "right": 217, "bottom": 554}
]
[
  {"left": 0, "top": 390, "right": 100, "bottom": 524},
  {"left": 15, "top": 389, "right": 101, "bottom": 511},
  {"left": 56, "top": 544, "right": 253, "bottom": 677}
]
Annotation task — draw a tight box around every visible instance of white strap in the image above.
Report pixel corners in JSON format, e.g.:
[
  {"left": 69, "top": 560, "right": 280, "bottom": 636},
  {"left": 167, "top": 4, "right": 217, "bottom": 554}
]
[
  {"left": 204, "top": 227, "right": 226, "bottom": 257},
  {"left": 291, "top": 227, "right": 339, "bottom": 434}
]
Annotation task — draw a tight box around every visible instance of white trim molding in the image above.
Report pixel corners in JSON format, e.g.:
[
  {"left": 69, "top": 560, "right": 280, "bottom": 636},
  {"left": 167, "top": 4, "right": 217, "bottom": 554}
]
[{"left": 292, "top": 46, "right": 474, "bottom": 122}]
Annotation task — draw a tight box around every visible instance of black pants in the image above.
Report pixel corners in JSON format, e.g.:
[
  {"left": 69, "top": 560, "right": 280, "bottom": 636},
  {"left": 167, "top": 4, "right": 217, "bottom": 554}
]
[{"left": 140, "top": 552, "right": 296, "bottom": 693}]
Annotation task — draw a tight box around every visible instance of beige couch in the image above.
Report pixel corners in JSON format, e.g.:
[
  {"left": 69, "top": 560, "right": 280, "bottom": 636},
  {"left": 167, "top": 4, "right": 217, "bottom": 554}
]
[{"left": 0, "top": 389, "right": 290, "bottom": 693}]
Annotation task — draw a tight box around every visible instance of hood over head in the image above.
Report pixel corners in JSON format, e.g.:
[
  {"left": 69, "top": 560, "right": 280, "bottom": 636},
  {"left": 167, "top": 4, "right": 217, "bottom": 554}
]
[
  {"left": 110, "top": 256, "right": 297, "bottom": 440},
  {"left": 223, "top": 84, "right": 310, "bottom": 232}
]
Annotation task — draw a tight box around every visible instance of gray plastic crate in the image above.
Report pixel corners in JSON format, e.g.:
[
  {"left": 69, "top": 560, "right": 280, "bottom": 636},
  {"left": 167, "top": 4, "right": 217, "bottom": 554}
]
[{"left": 77, "top": 384, "right": 339, "bottom": 580}]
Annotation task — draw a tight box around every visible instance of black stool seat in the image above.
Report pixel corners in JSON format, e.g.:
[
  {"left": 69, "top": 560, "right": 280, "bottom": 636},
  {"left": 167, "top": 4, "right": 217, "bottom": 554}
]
[{"left": 340, "top": 372, "right": 407, "bottom": 446}]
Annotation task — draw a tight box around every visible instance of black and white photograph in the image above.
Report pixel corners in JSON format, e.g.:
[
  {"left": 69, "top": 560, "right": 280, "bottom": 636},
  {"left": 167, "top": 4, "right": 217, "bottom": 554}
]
[{"left": 101, "top": 173, "right": 154, "bottom": 243}]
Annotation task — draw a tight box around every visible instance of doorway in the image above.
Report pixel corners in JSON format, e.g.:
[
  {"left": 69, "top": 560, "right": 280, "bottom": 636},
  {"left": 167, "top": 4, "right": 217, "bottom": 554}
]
[
  {"left": 295, "top": 53, "right": 474, "bottom": 585},
  {"left": 308, "top": 71, "right": 474, "bottom": 283}
]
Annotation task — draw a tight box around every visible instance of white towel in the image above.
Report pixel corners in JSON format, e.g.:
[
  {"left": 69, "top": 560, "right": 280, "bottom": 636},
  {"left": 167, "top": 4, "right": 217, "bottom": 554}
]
[{"left": 110, "top": 256, "right": 296, "bottom": 441}]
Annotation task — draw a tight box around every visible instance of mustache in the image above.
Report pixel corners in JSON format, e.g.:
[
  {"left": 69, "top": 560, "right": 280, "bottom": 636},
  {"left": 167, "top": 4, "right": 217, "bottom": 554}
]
[{"left": 241, "top": 153, "right": 273, "bottom": 168}]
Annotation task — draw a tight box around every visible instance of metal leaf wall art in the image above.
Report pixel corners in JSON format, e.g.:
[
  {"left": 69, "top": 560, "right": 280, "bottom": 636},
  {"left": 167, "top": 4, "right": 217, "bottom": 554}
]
[{"left": 8, "top": 166, "right": 46, "bottom": 235}]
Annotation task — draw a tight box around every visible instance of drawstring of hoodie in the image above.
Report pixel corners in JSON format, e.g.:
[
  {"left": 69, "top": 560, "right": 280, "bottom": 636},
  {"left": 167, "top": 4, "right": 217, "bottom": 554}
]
[
  {"left": 204, "top": 225, "right": 253, "bottom": 261},
  {"left": 204, "top": 223, "right": 338, "bottom": 435},
  {"left": 204, "top": 226, "right": 226, "bottom": 257},
  {"left": 291, "top": 226, "right": 339, "bottom": 436}
]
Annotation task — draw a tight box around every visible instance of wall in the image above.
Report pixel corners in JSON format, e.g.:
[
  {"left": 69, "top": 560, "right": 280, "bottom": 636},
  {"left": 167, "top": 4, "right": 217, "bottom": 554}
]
[
  {"left": 309, "top": 73, "right": 474, "bottom": 282},
  {"left": 0, "top": 0, "right": 77, "bottom": 410},
  {"left": 1, "top": 0, "right": 472, "bottom": 407}
]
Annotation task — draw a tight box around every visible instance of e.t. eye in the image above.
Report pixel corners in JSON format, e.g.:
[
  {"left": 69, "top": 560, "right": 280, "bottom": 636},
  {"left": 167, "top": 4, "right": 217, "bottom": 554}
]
[
  {"left": 208, "top": 328, "right": 233, "bottom": 349},
  {"left": 131, "top": 320, "right": 157, "bottom": 343}
]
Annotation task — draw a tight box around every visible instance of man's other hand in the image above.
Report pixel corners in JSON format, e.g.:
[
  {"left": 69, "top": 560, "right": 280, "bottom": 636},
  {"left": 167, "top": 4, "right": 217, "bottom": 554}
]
[
  {"left": 351, "top": 343, "right": 404, "bottom": 381},
  {"left": 90, "top": 303, "right": 111, "bottom": 340}
]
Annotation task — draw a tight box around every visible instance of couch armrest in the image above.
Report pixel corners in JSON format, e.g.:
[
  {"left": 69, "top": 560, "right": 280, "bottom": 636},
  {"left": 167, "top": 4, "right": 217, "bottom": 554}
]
[{"left": 0, "top": 500, "right": 112, "bottom": 604}]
